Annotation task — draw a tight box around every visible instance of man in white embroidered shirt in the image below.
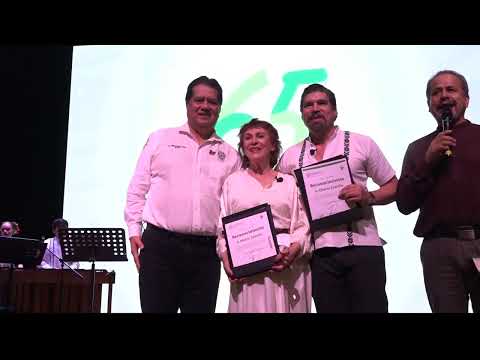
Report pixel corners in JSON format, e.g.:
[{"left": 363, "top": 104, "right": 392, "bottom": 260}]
[
  {"left": 277, "top": 84, "right": 398, "bottom": 313},
  {"left": 125, "top": 76, "right": 241, "bottom": 313}
]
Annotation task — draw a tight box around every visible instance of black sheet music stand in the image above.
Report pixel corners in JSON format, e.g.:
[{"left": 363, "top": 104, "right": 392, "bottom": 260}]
[
  {"left": 0, "top": 236, "right": 47, "bottom": 312},
  {"left": 58, "top": 228, "right": 127, "bottom": 313},
  {"left": 0, "top": 236, "right": 47, "bottom": 266}
]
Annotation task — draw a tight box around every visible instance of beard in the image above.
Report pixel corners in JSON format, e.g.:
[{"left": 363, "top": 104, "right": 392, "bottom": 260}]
[
  {"left": 434, "top": 105, "right": 465, "bottom": 127},
  {"left": 307, "top": 117, "right": 333, "bottom": 134}
]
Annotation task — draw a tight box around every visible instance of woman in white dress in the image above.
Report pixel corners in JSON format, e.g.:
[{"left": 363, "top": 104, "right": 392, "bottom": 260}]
[{"left": 217, "top": 118, "right": 312, "bottom": 313}]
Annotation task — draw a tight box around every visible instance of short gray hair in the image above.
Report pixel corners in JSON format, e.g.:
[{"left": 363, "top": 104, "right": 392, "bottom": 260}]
[{"left": 426, "top": 70, "right": 469, "bottom": 99}]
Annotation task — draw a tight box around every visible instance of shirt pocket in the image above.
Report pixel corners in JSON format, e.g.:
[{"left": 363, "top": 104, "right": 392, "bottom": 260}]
[
  {"left": 151, "top": 144, "right": 190, "bottom": 180},
  {"left": 203, "top": 161, "right": 231, "bottom": 197}
]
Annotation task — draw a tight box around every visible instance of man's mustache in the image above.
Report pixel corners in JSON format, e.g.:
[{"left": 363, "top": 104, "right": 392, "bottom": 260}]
[
  {"left": 438, "top": 102, "right": 455, "bottom": 112},
  {"left": 309, "top": 112, "right": 323, "bottom": 120}
]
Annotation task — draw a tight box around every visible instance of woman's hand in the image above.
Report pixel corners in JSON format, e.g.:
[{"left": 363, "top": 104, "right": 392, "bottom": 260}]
[
  {"left": 271, "top": 242, "right": 301, "bottom": 272},
  {"left": 221, "top": 251, "right": 246, "bottom": 283}
]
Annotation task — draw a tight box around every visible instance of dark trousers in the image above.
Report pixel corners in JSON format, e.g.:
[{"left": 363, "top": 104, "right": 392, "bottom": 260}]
[
  {"left": 421, "top": 237, "right": 480, "bottom": 313},
  {"left": 139, "top": 224, "right": 221, "bottom": 313},
  {"left": 311, "top": 246, "right": 388, "bottom": 313}
]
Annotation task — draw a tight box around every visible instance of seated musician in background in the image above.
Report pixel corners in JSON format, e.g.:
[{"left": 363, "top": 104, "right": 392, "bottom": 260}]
[
  {"left": 1, "top": 221, "right": 16, "bottom": 237},
  {"left": 40, "top": 218, "right": 80, "bottom": 269},
  {"left": 1, "top": 221, "right": 20, "bottom": 268}
]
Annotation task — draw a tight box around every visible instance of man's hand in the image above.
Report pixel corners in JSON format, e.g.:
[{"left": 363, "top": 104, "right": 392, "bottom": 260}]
[
  {"left": 338, "top": 184, "right": 370, "bottom": 207},
  {"left": 425, "top": 130, "right": 456, "bottom": 166},
  {"left": 130, "top": 236, "right": 144, "bottom": 272}
]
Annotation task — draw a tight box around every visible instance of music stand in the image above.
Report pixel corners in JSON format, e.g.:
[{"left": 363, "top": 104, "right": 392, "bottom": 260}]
[
  {"left": 0, "top": 236, "right": 47, "bottom": 312},
  {"left": 58, "top": 228, "right": 127, "bottom": 312},
  {"left": 0, "top": 236, "right": 47, "bottom": 266}
]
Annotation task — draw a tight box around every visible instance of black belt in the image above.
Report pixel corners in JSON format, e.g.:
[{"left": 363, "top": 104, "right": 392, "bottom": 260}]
[
  {"left": 146, "top": 223, "right": 216, "bottom": 243},
  {"left": 426, "top": 225, "right": 480, "bottom": 241}
]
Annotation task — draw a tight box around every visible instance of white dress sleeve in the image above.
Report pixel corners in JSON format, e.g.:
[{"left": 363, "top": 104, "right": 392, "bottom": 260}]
[{"left": 289, "top": 181, "right": 311, "bottom": 258}]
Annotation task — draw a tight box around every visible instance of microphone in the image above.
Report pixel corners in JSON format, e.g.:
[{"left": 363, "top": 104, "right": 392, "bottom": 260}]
[
  {"left": 275, "top": 176, "right": 283, "bottom": 183},
  {"left": 440, "top": 106, "right": 453, "bottom": 157}
]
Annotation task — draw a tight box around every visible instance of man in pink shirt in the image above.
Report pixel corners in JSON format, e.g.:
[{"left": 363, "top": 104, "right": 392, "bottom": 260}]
[{"left": 125, "top": 76, "right": 241, "bottom": 313}]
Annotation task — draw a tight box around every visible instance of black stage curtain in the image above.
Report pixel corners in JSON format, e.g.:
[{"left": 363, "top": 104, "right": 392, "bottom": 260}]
[{"left": 0, "top": 45, "right": 73, "bottom": 239}]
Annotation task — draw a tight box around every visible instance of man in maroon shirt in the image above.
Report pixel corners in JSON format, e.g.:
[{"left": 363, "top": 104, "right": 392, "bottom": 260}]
[{"left": 397, "top": 70, "right": 480, "bottom": 313}]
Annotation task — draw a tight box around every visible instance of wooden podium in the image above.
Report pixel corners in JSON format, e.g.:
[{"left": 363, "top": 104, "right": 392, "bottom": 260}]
[{"left": 0, "top": 268, "right": 115, "bottom": 313}]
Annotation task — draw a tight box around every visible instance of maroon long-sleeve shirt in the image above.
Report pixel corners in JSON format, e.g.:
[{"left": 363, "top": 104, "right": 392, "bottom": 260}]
[{"left": 397, "top": 120, "right": 480, "bottom": 237}]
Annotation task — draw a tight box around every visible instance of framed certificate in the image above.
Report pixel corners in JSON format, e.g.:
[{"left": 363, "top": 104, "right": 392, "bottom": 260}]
[
  {"left": 294, "top": 155, "right": 364, "bottom": 231},
  {"left": 222, "top": 203, "right": 279, "bottom": 278}
]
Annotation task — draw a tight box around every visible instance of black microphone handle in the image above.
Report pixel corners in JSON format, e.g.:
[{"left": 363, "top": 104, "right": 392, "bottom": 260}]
[{"left": 441, "top": 113, "right": 453, "bottom": 156}]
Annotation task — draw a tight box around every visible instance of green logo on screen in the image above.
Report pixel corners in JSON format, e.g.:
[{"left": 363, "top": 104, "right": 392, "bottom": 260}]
[{"left": 215, "top": 68, "right": 328, "bottom": 144}]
